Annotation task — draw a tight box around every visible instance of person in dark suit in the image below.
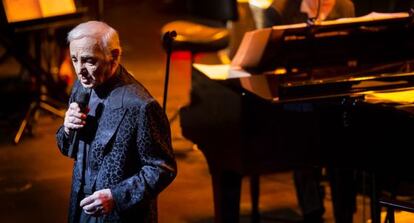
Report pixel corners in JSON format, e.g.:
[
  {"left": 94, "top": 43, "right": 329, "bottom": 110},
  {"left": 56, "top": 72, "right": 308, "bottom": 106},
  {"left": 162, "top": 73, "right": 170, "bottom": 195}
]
[
  {"left": 56, "top": 21, "right": 177, "bottom": 223},
  {"left": 262, "top": 0, "right": 355, "bottom": 27},
  {"left": 353, "top": 0, "right": 414, "bottom": 16},
  {"left": 259, "top": 1, "right": 356, "bottom": 223}
]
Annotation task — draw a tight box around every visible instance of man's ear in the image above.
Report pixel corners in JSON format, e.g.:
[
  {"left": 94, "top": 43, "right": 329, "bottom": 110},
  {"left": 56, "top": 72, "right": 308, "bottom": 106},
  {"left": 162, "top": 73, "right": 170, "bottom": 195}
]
[{"left": 111, "top": 49, "right": 120, "bottom": 64}]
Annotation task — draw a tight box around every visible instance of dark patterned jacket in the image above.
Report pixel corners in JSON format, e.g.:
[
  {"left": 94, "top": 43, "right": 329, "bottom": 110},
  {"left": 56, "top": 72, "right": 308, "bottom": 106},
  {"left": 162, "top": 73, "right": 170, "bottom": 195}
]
[{"left": 56, "top": 66, "right": 177, "bottom": 223}]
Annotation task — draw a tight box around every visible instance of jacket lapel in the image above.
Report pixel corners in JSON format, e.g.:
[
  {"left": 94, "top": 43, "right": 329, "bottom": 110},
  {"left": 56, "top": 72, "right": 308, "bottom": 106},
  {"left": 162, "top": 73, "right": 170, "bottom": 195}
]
[
  {"left": 89, "top": 85, "right": 127, "bottom": 175},
  {"left": 97, "top": 106, "right": 126, "bottom": 150}
]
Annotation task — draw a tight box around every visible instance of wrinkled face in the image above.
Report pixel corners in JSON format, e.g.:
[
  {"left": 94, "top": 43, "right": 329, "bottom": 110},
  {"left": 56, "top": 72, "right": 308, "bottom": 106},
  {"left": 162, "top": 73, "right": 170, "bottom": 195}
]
[{"left": 70, "top": 37, "right": 113, "bottom": 89}]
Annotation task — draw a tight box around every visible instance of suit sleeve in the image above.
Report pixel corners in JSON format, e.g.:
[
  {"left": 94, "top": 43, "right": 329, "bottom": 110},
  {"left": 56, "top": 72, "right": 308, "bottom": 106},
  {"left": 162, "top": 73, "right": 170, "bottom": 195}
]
[
  {"left": 111, "top": 99, "right": 177, "bottom": 211},
  {"left": 55, "top": 81, "right": 80, "bottom": 157}
]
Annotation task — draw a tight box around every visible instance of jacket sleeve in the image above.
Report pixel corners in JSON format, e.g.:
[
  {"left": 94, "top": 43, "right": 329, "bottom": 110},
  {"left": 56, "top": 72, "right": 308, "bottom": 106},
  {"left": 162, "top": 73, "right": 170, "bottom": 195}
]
[
  {"left": 111, "top": 99, "right": 177, "bottom": 211},
  {"left": 55, "top": 81, "right": 80, "bottom": 157},
  {"left": 56, "top": 126, "right": 71, "bottom": 156}
]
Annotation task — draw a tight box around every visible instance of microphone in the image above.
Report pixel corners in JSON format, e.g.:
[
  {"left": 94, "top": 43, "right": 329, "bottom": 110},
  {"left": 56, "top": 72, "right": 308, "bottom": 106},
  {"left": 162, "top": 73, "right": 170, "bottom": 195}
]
[
  {"left": 162, "top": 30, "right": 177, "bottom": 51},
  {"left": 68, "top": 89, "right": 91, "bottom": 158}
]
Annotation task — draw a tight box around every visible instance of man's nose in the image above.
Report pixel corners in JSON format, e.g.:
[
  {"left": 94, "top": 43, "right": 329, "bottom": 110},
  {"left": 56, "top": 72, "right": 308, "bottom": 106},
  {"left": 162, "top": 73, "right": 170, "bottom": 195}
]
[
  {"left": 76, "top": 63, "right": 87, "bottom": 74},
  {"left": 79, "top": 68, "right": 88, "bottom": 76}
]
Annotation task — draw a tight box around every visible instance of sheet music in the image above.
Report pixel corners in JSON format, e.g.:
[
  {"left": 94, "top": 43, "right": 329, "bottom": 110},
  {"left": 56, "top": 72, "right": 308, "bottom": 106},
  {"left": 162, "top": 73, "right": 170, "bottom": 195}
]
[
  {"left": 365, "top": 89, "right": 414, "bottom": 105},
  {"left": 193, "top": 63, "right": 251, "bottom": 80},
  {"left": 2, "top": 0, "right": 42, "bottom": 23},
  {"left": 39, "top": 0, "right": 76, "bottom": 17},
  {"left": 2, "top": 0, "right": 76, "bottom": 23},
  {"left": 230, "top": 28, "right": 272, "bottom": 69},
  {"left": 322, "top": 11, "right": 409, "bottom": 26}
]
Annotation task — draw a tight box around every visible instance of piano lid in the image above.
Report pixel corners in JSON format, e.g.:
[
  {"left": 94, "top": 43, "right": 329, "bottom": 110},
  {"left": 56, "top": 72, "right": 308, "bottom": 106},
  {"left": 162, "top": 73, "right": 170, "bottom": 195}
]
[
  {"left": 212, "top": 71, "right": 414, "bottom": 103},
  {"left": 206, "top": 11, "right": 414, "bottom": 103},
  {"left": 231, "top": 11, "right": 414, "bottom": 77}
]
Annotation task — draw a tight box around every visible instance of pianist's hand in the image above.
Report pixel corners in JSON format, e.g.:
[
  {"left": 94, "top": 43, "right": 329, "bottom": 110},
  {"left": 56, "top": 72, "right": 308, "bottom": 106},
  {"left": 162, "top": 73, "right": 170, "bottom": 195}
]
[{"left": 63, "top": 102, "right": 88, "bottom": 135}]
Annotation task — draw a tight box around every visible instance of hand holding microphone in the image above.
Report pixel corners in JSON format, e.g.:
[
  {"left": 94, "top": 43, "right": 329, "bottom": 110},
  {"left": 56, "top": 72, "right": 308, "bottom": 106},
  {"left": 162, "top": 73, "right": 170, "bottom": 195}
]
[
  {"left": 64, "top": 103, "right": 88, "bottom": 134},
  {"left": 65, "top": 90, "right": 90, "bottom": 158}
]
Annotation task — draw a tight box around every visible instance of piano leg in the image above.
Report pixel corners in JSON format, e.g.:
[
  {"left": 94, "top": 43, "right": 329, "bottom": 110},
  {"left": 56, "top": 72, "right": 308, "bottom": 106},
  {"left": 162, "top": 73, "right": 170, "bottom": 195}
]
[
  {"left": 211, "top": 170, "right": 242, "bottom": 223},
  {"left": 370, "top": 172, "right": 381, "bottom": 223},
  {"left": 328, "top": 168, "right": 356, "bottom": 223},
  {"left": 250, "top": 175, "right": 260, "bottom": 223},
  {"left": 294, "top": 167, "right": 325, "bottom": 223}
]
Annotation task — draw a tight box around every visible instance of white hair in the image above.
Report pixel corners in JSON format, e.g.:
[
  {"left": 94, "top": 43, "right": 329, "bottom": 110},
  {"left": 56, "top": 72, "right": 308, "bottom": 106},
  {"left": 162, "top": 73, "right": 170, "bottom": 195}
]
[{"left": 67, "top": 21, "right": 122, "bottom": 62}]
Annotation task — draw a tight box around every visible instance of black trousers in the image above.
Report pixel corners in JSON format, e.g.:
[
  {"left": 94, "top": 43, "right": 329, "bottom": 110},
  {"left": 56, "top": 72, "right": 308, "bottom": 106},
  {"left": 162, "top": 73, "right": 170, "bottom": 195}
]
[
  {"left": 79, "top": 210, "right": 104, "bottom": 223},
  {"left": 294, "top": 167, "right": 357, "bottom": 223}
]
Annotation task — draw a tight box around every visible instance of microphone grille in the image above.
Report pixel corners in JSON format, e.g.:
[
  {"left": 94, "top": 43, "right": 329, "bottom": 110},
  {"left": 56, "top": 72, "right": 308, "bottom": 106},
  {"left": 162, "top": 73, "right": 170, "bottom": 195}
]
[{"left": 76, "top": 89, "right": 90, "bottom": 108}]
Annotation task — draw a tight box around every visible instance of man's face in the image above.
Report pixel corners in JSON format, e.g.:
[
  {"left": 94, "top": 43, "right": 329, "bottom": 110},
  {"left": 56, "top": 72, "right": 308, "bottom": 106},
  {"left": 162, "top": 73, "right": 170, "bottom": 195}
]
[{"left": 70, "top": 37, "right": 113, "bottom": 89}]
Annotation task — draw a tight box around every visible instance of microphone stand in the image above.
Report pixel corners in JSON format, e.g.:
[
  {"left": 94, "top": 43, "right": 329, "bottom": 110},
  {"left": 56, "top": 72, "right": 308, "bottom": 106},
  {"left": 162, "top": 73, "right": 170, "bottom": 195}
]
[{"left": 162, "top": 31, "right": 177, "bottom": 112}]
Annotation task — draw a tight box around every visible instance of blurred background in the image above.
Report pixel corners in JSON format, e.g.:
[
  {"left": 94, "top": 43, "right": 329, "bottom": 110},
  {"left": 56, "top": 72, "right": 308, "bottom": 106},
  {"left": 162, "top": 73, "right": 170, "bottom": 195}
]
[{"left": 0, "top": 0, "right": 414, "bottom": 222}]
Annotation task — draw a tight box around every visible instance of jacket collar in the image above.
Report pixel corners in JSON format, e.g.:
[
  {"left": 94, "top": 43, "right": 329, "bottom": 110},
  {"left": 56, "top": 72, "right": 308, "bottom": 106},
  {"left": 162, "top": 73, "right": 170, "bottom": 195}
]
[{"left": 93, "top": 66, "right": 125, "bottom": 110}]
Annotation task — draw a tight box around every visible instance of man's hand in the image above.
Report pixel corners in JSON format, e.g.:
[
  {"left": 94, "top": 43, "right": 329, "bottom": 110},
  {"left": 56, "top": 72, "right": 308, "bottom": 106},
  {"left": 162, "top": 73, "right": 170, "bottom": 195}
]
[
  {"left": 64, "top": 102, "right": 87, "bottom": 134},
  {"left": 80, "top": 189, "right": 115, "bottom": 216}
]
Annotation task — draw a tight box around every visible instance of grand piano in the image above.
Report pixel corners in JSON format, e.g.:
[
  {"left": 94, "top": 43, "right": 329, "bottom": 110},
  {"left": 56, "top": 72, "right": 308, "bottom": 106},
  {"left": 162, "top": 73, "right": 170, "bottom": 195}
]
[{"left": 179, "top": 12, "right": 414, "bottom": 223}]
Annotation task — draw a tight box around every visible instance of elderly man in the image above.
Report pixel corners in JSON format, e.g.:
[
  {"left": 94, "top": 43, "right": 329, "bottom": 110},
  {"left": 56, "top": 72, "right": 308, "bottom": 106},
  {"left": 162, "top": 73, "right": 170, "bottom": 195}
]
[{"left": 56, "top": 21, "right": 177, "bottom": 223}]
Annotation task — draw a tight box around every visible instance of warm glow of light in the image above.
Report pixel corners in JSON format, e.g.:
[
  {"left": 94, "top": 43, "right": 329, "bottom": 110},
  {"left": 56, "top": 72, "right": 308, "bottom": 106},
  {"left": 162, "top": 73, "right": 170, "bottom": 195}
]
[
  {"left": 274, "top": 68, "right": 287, "bottom": 75},
  {"left": 248, "top": 0, "right": 273, "bottom": 8},
  {"left": 365, "top": 89, "right": 414, "bottom": 104},
  {"left": 2, "top": 0, "right": 76, "bottom": 23},
  {"left": 39, "top": 0, "right": 76, "bottom": 17},
  {"left": 171, "top": 51, "right": 191, "bottom": 60},
  {"left": 2, "top": 0, "right": 41, "bottom": 22}
]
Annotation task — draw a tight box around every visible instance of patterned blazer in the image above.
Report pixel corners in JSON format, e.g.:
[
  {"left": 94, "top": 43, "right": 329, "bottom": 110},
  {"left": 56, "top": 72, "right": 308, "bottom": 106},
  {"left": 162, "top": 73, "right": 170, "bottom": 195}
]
[{"left": 56, "top": 66, "right": 177, "bottom": 223}]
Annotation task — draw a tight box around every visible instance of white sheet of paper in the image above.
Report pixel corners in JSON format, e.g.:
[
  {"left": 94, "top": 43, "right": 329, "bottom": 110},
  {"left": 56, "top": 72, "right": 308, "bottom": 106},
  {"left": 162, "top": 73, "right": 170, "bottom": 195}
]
[{"left": 193, "top": 63, "right": 251, "bottom": 80}]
